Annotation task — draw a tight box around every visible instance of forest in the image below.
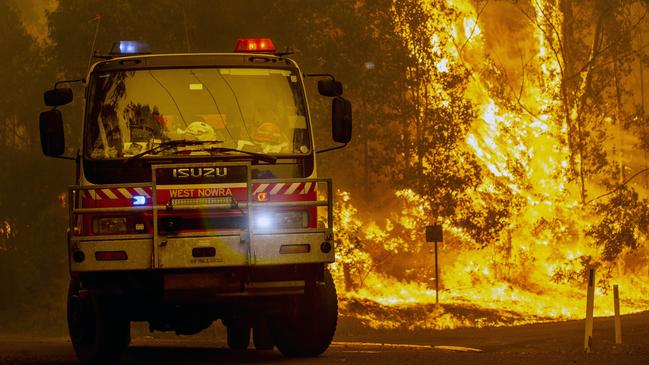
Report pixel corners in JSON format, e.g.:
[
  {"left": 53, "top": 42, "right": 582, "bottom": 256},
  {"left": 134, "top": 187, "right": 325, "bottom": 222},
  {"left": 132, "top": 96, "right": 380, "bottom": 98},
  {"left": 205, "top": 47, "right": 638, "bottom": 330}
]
[{"left": 1, "top": 0, "right": 649, "bottom": 332}]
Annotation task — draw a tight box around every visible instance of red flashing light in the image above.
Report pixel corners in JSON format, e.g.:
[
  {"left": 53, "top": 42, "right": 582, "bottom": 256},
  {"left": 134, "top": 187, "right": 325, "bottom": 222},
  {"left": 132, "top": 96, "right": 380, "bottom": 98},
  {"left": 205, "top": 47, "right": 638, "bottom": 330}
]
[{"left": 234, "top": 38, "right": 276, "bottom": 53}]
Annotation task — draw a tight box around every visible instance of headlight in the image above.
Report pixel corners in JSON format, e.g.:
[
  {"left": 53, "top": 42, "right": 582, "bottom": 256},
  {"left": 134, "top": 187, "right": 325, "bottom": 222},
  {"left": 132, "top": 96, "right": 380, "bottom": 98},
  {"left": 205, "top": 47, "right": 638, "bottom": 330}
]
[
  {"left": 255, "top": 211, "right": 308, "bottom": 230},
  {"left": 255, "top": 214, "right": 274, "bottom": 229},
  {"left": 93, "top": 217, "right": 128, "bottom": 234}
]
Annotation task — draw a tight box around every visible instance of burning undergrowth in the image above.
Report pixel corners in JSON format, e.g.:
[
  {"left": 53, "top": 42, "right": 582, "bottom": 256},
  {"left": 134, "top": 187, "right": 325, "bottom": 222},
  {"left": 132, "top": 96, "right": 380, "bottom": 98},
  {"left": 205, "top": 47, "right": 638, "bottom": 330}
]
[
  {"left": 340, "top": 296, "right": 552, "bottom": 330},
  {"left": 332, "top": 189, "right": 649, "bottom": 330}
]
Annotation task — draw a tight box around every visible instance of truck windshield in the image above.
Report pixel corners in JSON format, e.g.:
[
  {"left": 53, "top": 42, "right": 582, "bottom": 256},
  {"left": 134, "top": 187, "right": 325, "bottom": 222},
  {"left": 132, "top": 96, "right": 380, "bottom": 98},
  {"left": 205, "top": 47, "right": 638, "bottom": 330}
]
[{"left": 85, "top": 67, "right": 310, "bottom": 160}]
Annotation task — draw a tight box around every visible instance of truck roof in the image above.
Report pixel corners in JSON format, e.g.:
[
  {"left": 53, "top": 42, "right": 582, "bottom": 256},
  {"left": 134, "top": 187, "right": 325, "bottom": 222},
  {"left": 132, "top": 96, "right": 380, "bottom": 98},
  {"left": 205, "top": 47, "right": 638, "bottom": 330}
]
[{"left": 90, "top": 53, "right": 298, "bottom": 74}]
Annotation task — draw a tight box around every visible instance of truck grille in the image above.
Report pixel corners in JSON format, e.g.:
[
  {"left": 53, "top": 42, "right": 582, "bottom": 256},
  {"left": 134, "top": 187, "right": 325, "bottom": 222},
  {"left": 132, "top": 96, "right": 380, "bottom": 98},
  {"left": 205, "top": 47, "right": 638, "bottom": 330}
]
[{"left": 159, "top": 215, "right": 247, "bottom": 233}]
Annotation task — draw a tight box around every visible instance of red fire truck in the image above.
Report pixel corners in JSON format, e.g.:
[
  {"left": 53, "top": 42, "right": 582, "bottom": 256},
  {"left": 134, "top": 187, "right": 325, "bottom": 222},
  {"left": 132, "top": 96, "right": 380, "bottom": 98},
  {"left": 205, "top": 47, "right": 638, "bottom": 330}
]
[{"left": 39, "top": 39, "right": 352, "bottom": 364}]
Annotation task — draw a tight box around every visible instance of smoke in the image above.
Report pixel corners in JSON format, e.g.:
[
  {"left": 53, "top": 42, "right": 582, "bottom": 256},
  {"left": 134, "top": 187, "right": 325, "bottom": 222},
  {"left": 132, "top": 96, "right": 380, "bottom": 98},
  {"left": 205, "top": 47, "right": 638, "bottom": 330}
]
[
  {"left": 479, "top": 2, "right": 536, "bottom": 94},
  {"left": 7, "top": 0, "right": 58, "bottom": 46}
]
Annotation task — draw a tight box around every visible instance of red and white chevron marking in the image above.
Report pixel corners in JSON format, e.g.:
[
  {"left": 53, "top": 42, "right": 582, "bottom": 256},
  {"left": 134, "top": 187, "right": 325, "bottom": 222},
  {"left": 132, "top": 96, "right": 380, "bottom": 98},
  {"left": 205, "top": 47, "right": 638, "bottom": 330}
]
[
  {"left": 252, "top": 182, "right": 316, "bottom": 195},
  {"left": 81, "top": 183, "right": 316, "bottom": 201},
  {"left": 83, "top": 187, "right": 153, "bottom": 201}
]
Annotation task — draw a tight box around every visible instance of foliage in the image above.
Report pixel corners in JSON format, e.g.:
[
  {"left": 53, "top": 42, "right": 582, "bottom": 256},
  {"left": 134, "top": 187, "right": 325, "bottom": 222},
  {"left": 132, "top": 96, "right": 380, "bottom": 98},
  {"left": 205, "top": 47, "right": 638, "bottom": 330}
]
[
  {"left": 332, "top": 191, "right": 374, "bottom": 291},
  {"left": 587, "top": 186, "right": 649, "bottom": 261}
]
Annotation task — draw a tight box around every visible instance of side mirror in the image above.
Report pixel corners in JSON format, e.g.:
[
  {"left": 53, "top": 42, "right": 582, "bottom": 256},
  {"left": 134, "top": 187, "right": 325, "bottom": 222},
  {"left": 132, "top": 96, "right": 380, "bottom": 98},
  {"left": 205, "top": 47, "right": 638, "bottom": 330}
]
[
  {"left": 332, "top": 97, "right": 352, "bottom": 143},
  {"left": 318, "top": 79, "right": 343, "bottom": 97},
  {"left": 44, "top": 88, "right": 73, "bottom": 107},
  {"left": 39, "top": 109, "right": 65, "bottom": 157}
]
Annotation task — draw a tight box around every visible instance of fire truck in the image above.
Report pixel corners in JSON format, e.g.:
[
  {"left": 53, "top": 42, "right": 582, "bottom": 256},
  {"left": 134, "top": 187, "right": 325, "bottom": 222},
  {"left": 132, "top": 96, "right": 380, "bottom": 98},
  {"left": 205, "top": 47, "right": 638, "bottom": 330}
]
[{"left": 39, "top": 39, "right": 352, "bottom": 364}]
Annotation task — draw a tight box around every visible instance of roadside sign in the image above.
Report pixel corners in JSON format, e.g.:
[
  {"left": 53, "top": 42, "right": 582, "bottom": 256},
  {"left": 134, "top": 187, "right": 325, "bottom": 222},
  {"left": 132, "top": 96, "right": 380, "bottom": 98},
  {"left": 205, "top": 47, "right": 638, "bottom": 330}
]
[{"left": 426, "top": 224, "right": 443, "bottom": 242}]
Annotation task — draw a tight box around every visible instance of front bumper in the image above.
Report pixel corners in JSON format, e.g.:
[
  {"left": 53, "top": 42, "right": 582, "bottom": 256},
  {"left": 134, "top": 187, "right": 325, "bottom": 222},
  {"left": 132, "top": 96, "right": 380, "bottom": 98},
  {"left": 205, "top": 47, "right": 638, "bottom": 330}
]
[
  {"left": 69, "top": 230, "right": 333, "bottom": 272},
  {"left": 76, "top": 263, "right": 325, "bottom": 306},
  {"left": 68, "top": 171, "right": 334, "bottom": 273}
]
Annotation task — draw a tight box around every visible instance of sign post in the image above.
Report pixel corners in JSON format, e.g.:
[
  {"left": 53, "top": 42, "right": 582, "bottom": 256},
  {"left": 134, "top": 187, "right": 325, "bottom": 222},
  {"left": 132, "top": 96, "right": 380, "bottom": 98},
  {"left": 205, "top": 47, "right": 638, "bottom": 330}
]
[
  {"left": 426, "top": 224, "right": 443, "bottom": 304},
  {"left": 614, "top": 284, "right": 622, "bottom": 345}
]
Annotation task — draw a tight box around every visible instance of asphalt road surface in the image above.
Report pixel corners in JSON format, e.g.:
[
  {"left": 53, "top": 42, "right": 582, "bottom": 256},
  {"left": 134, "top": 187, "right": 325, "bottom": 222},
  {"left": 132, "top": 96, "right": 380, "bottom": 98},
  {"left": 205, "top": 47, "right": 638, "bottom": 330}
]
[{"left": 1, "top": 312, "right": 648, "bottom": 365}]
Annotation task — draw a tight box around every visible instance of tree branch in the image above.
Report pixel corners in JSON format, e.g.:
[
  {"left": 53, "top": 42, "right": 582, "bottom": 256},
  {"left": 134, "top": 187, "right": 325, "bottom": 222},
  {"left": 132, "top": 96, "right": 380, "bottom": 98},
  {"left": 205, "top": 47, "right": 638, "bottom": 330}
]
[
  {"left": 587, "top": 167, "right": 649, "bottom": 204},
  {"left": 458, "top": 0, "right": 489, "bottom": 56},
  {"left": 515, "top": 2, "right": 565, "bottom": 80}
]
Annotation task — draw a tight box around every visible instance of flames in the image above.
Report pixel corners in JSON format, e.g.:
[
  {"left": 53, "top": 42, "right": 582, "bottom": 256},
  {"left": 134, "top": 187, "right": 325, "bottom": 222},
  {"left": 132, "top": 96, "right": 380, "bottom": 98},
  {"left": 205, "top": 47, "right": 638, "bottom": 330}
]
[
  {"left": 332, "top": 0, "right": 649, "bottom": 330},
  {"left": 0, "top": 219, "right": 14, "bottom": 251}
]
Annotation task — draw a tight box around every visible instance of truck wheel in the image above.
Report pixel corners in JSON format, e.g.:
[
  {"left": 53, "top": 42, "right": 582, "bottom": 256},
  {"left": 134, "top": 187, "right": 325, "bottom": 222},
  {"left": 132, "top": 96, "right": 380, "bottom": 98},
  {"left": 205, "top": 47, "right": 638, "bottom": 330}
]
[
  {"left": 67, "top": 279, "right": 130, "bottom": 365},
  {"left": 227, "top": 322, "right": 250, "bottom": 350},
  {"left": 270, "top": 269, "right": 338, "bottom": 357},
  {"left": 252, "top": 319, "right": 274, "bottom": 350}
]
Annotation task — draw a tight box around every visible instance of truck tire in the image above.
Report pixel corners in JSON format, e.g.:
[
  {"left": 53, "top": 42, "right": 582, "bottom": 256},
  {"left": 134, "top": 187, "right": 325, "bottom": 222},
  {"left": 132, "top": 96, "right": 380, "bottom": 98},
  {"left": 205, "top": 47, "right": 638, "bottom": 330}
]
[
  {"left": 252, "top": 319, "right": 274, "bottom": 350},
  {"left": 227, "top": 322, "right": 250, "bottom": 350},
  {"left": 67, "top": 278, "right": 130, "bottom": 365},
  {"left": 270, "top": 269, "right": 338, "bottom": 357}
]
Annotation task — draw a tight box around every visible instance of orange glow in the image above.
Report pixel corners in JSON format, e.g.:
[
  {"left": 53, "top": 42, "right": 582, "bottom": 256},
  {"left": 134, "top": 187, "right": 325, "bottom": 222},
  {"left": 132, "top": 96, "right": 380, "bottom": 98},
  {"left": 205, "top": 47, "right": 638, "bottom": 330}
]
[{"left": 0, "top": 220, "right": 12, "bottom": 251}]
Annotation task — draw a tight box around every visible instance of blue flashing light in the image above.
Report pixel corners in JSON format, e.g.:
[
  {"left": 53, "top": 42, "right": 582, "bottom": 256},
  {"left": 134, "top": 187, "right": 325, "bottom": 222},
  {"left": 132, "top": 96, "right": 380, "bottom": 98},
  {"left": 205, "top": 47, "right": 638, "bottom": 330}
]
[
  {"left": 120, "top": 41, "right": 136, "bottom": 54},
  {"left": 132, "top": 195, "right": 147, "bottom": 206},
  {"left": 110, "top": 41, "right": 151, "bottom": 55}
]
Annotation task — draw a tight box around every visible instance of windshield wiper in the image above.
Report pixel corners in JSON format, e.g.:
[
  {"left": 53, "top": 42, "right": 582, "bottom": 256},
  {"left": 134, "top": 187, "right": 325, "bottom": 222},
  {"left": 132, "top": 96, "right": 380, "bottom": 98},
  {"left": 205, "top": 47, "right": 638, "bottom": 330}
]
[
  {"left": 125, "top": 139, "right": 223, "bottom": 162},
  {"left": 187, "top": 147, "right": 277, "bottom": 164}
]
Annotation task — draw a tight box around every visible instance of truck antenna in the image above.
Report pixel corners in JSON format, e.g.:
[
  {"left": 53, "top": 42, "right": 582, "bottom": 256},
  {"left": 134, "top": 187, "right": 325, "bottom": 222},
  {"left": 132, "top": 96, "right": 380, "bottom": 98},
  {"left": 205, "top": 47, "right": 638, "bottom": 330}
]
[
  {"left": 87, "top": 12, "right": 102, "bottom": 69},
  {"left": 181, "top": 2, "right": 191, "bottom": 52}
]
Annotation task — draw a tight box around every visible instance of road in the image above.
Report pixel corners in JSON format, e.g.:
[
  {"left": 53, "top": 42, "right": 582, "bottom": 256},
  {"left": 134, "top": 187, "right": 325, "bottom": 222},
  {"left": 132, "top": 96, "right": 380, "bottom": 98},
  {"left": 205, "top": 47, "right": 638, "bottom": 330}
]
[{"left": 1, "top": 312, "right": 648, "bottom": 365}]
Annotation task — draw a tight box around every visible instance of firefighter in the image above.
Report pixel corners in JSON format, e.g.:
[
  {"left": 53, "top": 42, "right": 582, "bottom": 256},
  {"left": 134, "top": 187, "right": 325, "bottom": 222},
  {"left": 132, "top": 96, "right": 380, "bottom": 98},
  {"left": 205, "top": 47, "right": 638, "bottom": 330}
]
[{"left": 252, "top": 121, "right": 289, "bottom": 153}]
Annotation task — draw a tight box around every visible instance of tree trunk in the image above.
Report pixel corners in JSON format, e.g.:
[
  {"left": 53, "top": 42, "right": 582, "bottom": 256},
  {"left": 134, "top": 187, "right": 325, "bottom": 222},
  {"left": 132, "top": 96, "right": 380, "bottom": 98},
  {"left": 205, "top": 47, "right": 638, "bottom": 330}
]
[
  {"left": 343, "top": 263, "right": 353, "bottom": 291},
  {"left": 560, "top": 0, "right": 577, "bottom": 182},
  {"left": 640, "top": 56, "right": 647, "bottom": 188},
  {"left": 562, "top": 0, "right": 606, "bottom": 203},
  {"left": 575, "top": 9, "right": 605, "bottom": 202},
  {"left": 614, "top": 53, "right": 624, "bottom": 182},
  {"left": 418, "top": 80, "right": 427, "bottom": 195},
  {"left": 363, "top": 95, "right": 370, "bottom": 201},
  {"left": 414, "top": 64, "right": 422, "bottom": 193}
]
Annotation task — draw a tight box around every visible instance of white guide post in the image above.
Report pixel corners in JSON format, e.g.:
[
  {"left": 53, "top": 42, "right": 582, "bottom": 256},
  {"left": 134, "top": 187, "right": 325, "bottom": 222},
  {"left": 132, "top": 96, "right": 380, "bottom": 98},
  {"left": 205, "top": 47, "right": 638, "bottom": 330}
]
[{"left": 584, "top": 267, "right": 595, "bottom": 353}]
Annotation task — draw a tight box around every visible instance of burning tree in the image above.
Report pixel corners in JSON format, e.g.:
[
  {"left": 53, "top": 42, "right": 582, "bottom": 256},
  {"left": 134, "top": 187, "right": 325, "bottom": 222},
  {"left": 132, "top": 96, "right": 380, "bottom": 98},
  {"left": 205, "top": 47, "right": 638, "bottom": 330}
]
[{"left": 332, "top": 0, "right": 649, "bottom": 329}]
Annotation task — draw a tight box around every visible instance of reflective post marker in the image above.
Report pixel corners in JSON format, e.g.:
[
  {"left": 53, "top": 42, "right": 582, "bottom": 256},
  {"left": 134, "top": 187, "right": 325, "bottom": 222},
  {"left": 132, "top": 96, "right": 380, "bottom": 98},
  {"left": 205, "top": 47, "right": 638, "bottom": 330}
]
[
  {"left": 584, "top": 267, "right": 595, "bottom": 353},
  {"left": 614, "top": 284, "right": 622, "bottom": 345}
]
